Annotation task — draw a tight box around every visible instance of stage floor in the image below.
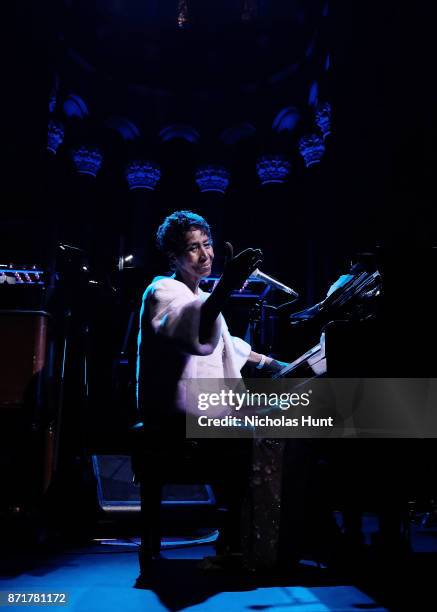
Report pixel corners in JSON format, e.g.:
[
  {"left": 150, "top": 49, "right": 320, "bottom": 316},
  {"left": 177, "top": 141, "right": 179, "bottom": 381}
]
[{"left": 1, "top": 517, "right": 436, "bottom": 611}]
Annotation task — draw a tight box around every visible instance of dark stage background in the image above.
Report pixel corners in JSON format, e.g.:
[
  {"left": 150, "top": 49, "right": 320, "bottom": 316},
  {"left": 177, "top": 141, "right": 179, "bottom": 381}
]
[
  {"left": 1, "top": 0, "right": 437, "bottom": 548},
  {"left": 4, "top": 1, "right": 437, "bottom": 295}
]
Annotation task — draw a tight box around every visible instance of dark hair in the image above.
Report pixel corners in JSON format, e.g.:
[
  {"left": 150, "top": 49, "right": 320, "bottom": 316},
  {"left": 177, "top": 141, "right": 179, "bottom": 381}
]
[{"left": 156, "top": 210, "right": 211, "bottom": 255}]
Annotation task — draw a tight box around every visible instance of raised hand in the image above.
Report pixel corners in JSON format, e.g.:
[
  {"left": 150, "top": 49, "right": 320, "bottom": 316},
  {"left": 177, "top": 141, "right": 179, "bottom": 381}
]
[
  {"left": 200, "top": 243, "right": 262, "bottom": 344},
  {"left": 221, "top": 242, "right": 263, "bottom": 291}
]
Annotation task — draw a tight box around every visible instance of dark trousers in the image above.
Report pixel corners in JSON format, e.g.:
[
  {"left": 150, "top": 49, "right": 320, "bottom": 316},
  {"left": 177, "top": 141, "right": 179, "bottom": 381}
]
[{"left": 136, "top": 437, "right": 252, "bottom": 570}]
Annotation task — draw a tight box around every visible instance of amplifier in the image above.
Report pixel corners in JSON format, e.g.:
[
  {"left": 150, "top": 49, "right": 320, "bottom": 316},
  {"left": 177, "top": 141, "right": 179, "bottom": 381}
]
[
  {"left": 0, "top": 266, "right": 49, "bottom": 310},
  {"left": 92, "top": 455, "right": 215, "bottom": 512},
  {"left": 0, "top": 266, "right": 45, "bottom": 285}
]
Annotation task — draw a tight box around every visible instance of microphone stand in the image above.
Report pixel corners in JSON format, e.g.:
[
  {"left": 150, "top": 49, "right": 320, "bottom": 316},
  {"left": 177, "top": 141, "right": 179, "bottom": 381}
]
[{"left": 250, "top": 269, "right": 299, "bottom": 300}]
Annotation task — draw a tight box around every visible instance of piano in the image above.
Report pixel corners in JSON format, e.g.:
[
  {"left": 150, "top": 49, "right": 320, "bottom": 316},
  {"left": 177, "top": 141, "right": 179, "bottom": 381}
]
[
  {"left": 274, "top": 266, "right": 382, "bottom": 379},
  {"left": 273, "top": 247, "right": 437, "bottom": 380},
  {"left": 268, "top": 247, "right": 437, "bottom": 545}
]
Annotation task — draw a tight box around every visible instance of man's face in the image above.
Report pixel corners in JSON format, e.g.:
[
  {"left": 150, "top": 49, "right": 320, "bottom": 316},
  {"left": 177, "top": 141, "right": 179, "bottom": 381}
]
[{"left": 172, "top": 228, "right": 214, "bottom": 281}]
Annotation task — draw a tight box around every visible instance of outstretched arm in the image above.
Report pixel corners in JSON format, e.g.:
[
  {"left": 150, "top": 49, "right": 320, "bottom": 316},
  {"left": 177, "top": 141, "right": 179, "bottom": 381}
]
[{"left": 199, "top": 243, "right": 263, "bottom": 344}]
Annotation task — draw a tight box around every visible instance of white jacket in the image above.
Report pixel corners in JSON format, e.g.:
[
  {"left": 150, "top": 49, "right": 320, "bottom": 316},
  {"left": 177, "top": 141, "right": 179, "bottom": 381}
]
[{"left": 137, "top": 276, "right": 250, "bottom": 415}]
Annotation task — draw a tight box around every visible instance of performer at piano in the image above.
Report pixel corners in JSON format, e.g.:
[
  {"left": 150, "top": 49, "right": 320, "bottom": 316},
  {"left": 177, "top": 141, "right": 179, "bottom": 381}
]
[{"left": 136, "top": 210, "right": 287, "bottom": 578}]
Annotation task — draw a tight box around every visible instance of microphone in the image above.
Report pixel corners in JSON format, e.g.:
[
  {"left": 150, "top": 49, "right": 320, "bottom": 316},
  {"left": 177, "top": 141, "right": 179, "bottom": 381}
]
[{"left": 250, "top": 268, "right": 299, "bottom": 299}]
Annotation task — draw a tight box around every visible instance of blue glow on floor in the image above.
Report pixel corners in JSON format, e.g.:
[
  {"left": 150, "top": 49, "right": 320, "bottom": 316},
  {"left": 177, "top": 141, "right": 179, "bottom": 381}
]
[
  {"left": 0, "top": 543, "right": 388, "bottom": 611},
  {"left": 184, "top": 586, "right": 387, "bottom": 611}
]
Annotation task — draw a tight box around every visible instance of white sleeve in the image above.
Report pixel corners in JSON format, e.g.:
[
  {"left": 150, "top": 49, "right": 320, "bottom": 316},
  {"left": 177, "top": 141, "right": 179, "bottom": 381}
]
[
  {"left": 147, "top": 278, "right": 221, "bottom": 356},
  {"left": 231, "top": 335, "right": 251, "bottom": 371}
]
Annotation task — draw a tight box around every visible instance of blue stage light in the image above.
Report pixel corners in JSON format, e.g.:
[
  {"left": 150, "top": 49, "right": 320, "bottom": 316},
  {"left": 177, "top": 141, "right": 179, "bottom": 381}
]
[
  {"left": 315, "top": 102, "right": 332, "bottom": 139},
  {"left": 71, "top": 146, "right": 103, "bottom": 177},
  {"left": 63, "top": 94, "right": 89, "bottom": 119},
  {"left": 299, "top": 134, "right": 325, "bottom": 167},
  {"left": 195, "top": 165, "right": 230, "bottom": 194},
  {"left": 272, "top": 107, "right": 300, "bottom": 133},
  {"left": 159, "top": 124, "right": 200, "bottom": 144},
  {"left": 49, "top": 92, "right": 57, "bottom": 114},
  {"left": 125, "top": 160, "right": 161, "bottom": 191},
  {"left": 256, "top": 155, "right": 291, "bottom": 185},
  {"left": 105, "top": 116, "right": 140, "bottom": 142},
  {"left": 308, "top": 80, "right": 319, "bottom": 107},
  {"left": 47, "top": 119, "right": 64, "bottom": 154}
]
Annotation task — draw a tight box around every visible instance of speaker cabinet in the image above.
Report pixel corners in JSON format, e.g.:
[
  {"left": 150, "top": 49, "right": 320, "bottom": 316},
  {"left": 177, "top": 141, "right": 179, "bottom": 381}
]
[
  {"left": 0, "top": 310, "right": 49, "bottom": 410},
  {"left": 0, "top": 310, "right": 52, "bottom": 508}
]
